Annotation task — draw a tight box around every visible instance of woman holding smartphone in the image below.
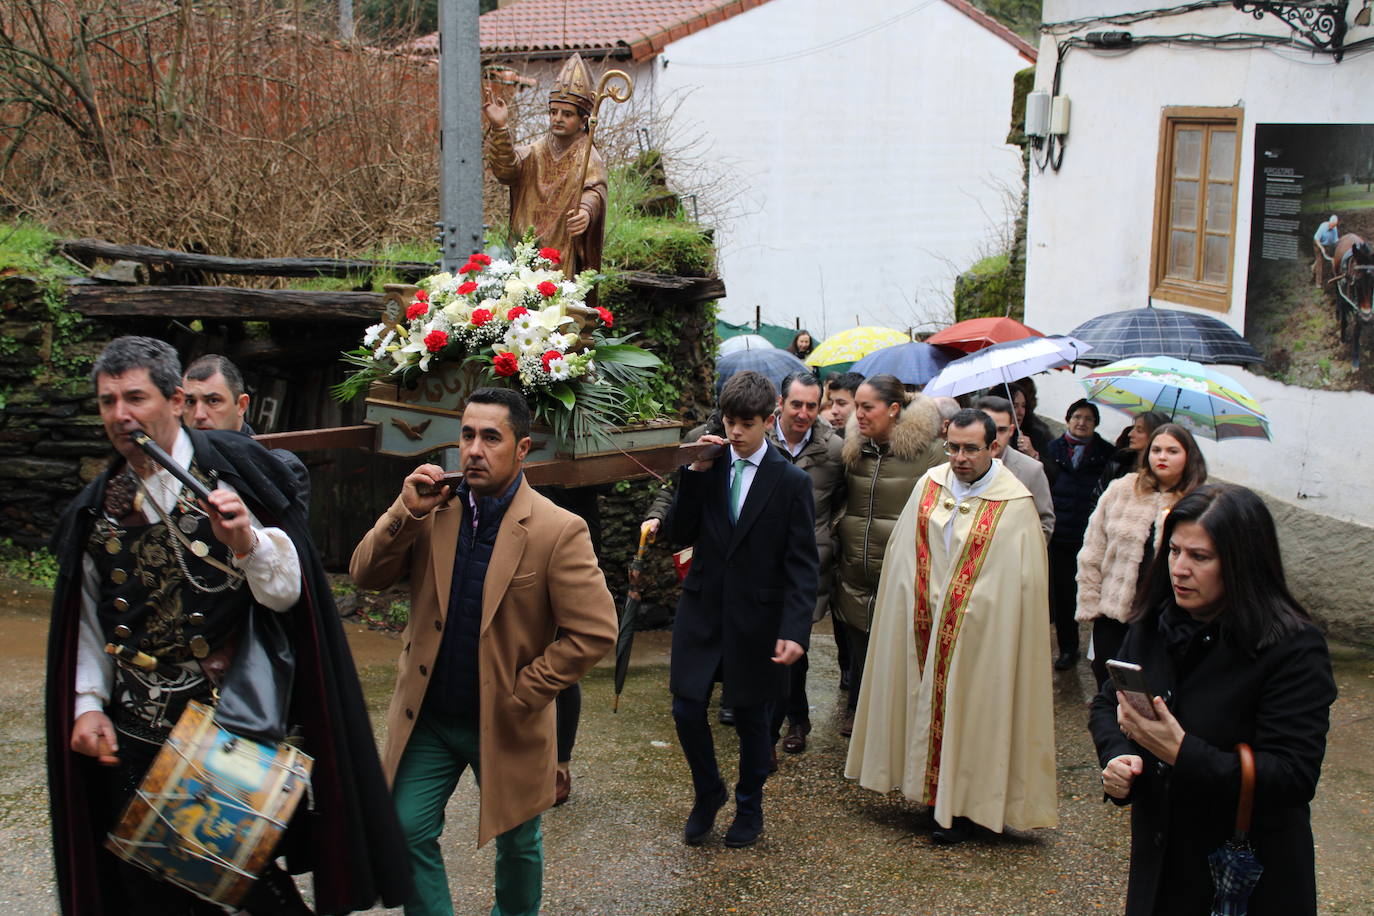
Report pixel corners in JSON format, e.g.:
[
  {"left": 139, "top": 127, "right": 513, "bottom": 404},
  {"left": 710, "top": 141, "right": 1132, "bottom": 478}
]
[
  {"left": 1090, "top": 484, "right": 1336, "bottom": 916},
  {"left": 1076, "top": 423, "right": 1206, "bottom": 687}
]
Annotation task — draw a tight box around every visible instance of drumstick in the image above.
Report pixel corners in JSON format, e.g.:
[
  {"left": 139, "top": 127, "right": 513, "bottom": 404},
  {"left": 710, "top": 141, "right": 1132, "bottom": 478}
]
[{"left": 129, "top": 429, "right": 236, "bottom": 519}]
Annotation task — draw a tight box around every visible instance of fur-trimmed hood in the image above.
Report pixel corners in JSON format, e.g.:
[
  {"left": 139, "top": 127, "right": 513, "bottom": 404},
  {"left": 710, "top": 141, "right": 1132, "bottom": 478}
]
[{"left": 842, "top": 394, "right": 942, "bottom": 467}]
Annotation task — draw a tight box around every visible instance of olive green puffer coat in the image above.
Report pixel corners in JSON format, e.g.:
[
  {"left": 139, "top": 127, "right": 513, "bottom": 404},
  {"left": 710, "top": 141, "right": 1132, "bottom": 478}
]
[{"left": 834, "top": 397, "right": 944, "bottom": 633}]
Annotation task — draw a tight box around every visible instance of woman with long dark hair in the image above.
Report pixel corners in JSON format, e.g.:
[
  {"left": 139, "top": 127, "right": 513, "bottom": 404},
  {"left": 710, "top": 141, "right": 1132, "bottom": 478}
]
[
  {"left": 1090, "top": 484, "right": 1336, "bottom": 916},
  {"left": 1077, "top": 423, "right": 1207, "bottom": 687},
  {"left": 787, "top": 330, "right": 815, "bottom": 361},
  {"left": 1097, "top": 410, "right": 1170, "bottom": 497}
]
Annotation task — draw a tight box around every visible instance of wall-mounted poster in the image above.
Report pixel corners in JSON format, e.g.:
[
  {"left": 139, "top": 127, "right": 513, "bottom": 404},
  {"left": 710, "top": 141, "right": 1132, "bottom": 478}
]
[{"left": 1245, "top": 123, "right": 1374, "bottom": 392}]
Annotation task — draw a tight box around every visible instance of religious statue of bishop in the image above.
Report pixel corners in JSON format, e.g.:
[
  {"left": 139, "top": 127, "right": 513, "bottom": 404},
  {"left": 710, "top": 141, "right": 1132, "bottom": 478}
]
[{"left": 483, "top": 53, "right": 608, "bottom": 274}]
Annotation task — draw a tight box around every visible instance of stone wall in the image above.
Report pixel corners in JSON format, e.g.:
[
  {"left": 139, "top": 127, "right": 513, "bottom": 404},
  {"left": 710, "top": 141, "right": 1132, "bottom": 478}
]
[
  {"left": 1262, "top": 494, "right": 1374, "bottom": 647},
  {"left": 0, "top": 277, "right": 115, "bottom": 548}
]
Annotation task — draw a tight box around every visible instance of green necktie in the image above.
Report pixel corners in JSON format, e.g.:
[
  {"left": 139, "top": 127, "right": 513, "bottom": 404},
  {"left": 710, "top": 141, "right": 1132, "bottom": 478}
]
[{"left": 730, "top": 458, "right": 749, "bottom": 522}]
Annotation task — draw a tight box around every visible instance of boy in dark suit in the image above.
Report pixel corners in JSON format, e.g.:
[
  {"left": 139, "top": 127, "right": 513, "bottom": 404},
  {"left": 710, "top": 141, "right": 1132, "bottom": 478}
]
[{"left": 668, "top": 371, "right": 819, "bottom": 848}]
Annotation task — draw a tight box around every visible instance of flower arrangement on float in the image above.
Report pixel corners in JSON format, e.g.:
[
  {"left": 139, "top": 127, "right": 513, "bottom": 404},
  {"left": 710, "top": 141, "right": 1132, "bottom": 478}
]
[{"left": 334, "top": 235, "right": 661, "bottom": 449}]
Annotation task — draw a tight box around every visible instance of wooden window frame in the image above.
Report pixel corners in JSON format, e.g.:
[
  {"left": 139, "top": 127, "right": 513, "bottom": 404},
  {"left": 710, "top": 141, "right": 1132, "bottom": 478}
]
[{"left": 1149, "top": 106, "right": 1244, "bottom": 312}]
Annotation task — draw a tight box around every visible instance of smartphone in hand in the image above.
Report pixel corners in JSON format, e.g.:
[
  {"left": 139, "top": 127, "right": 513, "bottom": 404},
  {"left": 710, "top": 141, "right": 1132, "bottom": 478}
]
[{"left": 1106, "top": 659, "right": 1158, "bottom": 721}]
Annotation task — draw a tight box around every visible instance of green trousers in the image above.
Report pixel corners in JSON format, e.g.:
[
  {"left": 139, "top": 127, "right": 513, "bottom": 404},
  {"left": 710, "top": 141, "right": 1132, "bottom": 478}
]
[{"left": 392, "top": 707, "right": 543, "bottom": 916}]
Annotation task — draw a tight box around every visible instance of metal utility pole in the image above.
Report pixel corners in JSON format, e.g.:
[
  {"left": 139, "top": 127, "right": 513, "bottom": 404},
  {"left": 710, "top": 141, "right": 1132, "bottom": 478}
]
[
  {"left": 436, "top": 0, "right": 484, "bottom": 271},
  {"left": 338, "top": 0, "right": 354, "bottom": 40}
]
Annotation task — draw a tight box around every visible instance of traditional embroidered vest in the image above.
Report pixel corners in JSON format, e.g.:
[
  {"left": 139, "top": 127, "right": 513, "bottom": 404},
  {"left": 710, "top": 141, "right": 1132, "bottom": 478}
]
[{"left": 86, "top": 461, "right": 251, "bottom": 664}]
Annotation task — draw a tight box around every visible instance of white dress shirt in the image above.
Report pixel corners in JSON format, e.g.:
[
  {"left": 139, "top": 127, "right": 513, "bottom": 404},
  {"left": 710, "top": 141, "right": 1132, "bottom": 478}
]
[{"left": 728, "top": 442, "right": 766, "bottom": 517}]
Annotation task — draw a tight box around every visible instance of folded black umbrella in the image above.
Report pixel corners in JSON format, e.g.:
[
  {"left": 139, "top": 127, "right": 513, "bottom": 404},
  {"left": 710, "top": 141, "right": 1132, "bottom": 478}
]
[{"left": 613, "top": 527, "right": 653, "bottom": 712}]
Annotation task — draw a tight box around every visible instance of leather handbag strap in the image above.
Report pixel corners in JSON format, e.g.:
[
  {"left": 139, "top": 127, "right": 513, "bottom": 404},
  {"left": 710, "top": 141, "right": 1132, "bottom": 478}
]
[{"left": 1234, "top": 742, "right": 1256, "bottom": 836}]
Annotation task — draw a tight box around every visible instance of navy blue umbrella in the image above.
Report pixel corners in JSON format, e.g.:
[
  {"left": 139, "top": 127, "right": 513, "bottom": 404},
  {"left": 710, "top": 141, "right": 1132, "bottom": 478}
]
[
  {"left": 851, "top": 341, "right": 955, "bottom": 386},
  {"left": 1068, "top": 305, "right": 1262, "bottom": 366},
  {"left": 716, "top": 348, "right": 809, "bottom": 394}
]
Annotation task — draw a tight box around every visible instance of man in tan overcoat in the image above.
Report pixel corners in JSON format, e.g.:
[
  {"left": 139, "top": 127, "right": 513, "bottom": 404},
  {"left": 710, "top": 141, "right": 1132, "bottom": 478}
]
[{"left": 350, "top": 387, "right": 616, "bottom": 916}]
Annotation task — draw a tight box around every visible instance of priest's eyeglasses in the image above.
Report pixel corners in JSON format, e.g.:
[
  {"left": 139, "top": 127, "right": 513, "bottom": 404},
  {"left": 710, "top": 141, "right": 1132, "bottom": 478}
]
[{"left": 942, "top": 441, "right": 988, "bottom": 456}]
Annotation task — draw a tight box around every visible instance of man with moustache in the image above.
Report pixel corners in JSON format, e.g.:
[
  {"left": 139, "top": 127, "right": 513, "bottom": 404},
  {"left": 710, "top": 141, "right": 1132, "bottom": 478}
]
[
  {"left": 350, "top": 387, "right": 616, "bottom": 915},
  {"left": 46, "top": 336, "right": 408, "bottom": 914},
  {"left": 846, "top": 409, "right": 1056, "bottom": 845}
]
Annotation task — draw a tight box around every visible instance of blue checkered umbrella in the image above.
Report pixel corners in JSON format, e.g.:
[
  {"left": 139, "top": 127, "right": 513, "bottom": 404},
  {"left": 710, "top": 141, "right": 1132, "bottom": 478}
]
[
  {"left": 1209, "top": 742, "right": 1264, "bottom": 915},
  {"left": 715, "top": 347, "right": 808, "bottom": 394},
  {"left": 1068, "top": 305, "right": 1262, "bottom": 366},
  {"left": 851, "top": 342, "right": 955, "bottom": 386},
  {"left": 1208, "top": 839, "right": 1264, "bottom": 916}
]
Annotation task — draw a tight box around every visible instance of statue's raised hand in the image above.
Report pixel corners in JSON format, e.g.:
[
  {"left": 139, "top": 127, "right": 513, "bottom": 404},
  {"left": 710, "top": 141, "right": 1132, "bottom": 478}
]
[{"left": 483, "top": 95, "right": 509, "bottom": 129}]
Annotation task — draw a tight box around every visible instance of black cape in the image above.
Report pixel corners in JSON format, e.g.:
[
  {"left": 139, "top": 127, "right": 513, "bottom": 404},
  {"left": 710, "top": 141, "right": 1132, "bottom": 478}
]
[{"left": 45, "top": 426, "right": 410, "bottom": 914}]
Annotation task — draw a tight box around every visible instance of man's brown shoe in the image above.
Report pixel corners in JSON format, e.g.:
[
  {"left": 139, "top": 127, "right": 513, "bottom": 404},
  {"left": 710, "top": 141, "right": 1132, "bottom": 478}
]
[
  {"left": 839, "top": 711, "right": 855, "bottom": 739},
  {"left": 782, "top": 721, "right": 811, "bottom": 754}
]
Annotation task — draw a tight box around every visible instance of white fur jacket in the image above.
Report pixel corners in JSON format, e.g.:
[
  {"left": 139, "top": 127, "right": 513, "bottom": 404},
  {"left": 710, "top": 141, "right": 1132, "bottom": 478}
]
[{"left": 1075, "top": 473, "right": 1171, "bottom": 624}]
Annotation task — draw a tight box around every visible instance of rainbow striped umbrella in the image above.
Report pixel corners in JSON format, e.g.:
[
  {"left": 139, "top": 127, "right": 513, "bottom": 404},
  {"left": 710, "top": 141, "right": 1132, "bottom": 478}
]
[{"left": 1080, "top": 356, "right": 1270, "bottom": 441}]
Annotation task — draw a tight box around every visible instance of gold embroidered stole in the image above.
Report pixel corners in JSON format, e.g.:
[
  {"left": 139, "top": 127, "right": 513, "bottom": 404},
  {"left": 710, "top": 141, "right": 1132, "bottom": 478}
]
[
  {"left": 919, "top": 491, "right": 1009, "bottom": 804},
  {"left": 912, "top": 477, "right": 941, "bottom": 675}
]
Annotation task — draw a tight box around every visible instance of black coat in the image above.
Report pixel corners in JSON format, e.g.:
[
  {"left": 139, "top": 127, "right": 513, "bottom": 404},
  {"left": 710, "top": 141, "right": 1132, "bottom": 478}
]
[
  {"left": 668, "top": 442, "right": 818, "bottom": 707},
  {"left": 1046, "top": 432, "right": 1114, "bottom": 545},
  {"left": 45, "top": 427, "right": 410, "bottom": 915},
  {"left": 1089, "top": 608, "right": 1336, "bottom": 916}
]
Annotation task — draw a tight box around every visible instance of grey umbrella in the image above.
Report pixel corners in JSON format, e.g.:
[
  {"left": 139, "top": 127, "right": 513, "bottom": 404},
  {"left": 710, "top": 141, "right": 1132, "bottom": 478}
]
[
  {"left": 715, "top": 347, "right": 809, "bottom": 394},
  {"left": 1068, "top": 304, "right": 1263, "bottom": 366}
]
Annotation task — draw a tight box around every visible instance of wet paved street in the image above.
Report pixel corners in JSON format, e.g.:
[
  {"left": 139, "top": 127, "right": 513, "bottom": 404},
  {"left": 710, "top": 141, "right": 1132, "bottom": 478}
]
[{"left": 2, "top": 574, "right": 1371, "bottom": 914}]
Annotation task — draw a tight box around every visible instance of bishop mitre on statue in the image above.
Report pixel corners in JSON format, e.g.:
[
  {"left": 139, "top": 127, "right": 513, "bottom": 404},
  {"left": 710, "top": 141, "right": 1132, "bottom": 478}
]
[{"left": 483, "top": 53, "right": 608, "bottom": 275}]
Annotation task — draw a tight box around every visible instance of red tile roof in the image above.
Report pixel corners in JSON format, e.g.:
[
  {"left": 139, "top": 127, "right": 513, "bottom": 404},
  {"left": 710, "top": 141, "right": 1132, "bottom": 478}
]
[{"left": 406, "top": 0, "right": 1036, "bottom": 63}]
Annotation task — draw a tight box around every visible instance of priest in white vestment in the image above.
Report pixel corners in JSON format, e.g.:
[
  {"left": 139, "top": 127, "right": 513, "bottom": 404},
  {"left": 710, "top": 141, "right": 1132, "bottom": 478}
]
[{"left": 845, "top": 408, "right": 1057, "bottom": 843}]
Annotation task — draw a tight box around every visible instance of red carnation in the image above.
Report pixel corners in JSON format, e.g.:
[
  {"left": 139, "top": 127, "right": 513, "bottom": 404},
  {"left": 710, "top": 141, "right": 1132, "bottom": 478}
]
[
  {"left": 458, "top": 262, "right": 480, "bottom": 275},
  {"left": 415, "top": 289, "right": 429, "bottom": 301},
  {"left": 538, "top": 247, "right": 561, "bottom": 264},
  {"left": 470, "top": 308, "right": 492, "bottom": 326},
  {"left": 469, "top": 253, "right": 492, "bottom": 266},
  {"left": 457, "top": 281, "right": 478, "bottom": 295},
  {"left": 424, "top": 329, "right": 448, "bottom": 353},
  {"left": 537, "top": 280, "right": 559, "bottom": 297},
  {"left": 540, "top": 349, "right": 563, "bottom": 371},
  {"left": 406, "top": 301, "right": 428, "bottom": 321},
  {"left": 493, "top": 351, "right": 519, "bottom": 377},
  {"left": 595, "top": 306, "right": 614, "bottom": 328},
  {"left": 507, "top": 306, "right": 529, "bottom": 321}
]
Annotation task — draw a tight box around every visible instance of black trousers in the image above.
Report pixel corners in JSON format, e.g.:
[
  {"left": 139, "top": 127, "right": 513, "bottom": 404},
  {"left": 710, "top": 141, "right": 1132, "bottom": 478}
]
[
  {"left": 844, "top": 623, "right": 870, "bottom": 714},
  {"left": 555, "top": 682, "right": 580, "bottom": 763},
  {"left": 672, "top": 695, "right": 772, "bottom": 818},
  {"left": 1047, "top": 540, "right": 1082, "bottom": 657},
  {"left": 1090, "top": 616, "right": 1130, "bottom": 689},
  {"left": 769, "top": 652, "right": 810, "bottom": 742}
]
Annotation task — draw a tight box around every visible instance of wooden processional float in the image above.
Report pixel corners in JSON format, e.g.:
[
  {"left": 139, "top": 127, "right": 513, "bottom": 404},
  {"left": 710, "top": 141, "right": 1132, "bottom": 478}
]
[{"left": 255, "top": 284, "right": 720, "bottom": 489}]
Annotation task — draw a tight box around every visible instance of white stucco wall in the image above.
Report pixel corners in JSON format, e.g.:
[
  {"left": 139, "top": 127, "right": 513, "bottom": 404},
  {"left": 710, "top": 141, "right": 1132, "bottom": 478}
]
[
  {"left": 638, "top": 0, "right": 1032, "bottom": 338},
  {"left": 1026, "top": 3, "right": 1374, "bottom": 526}
]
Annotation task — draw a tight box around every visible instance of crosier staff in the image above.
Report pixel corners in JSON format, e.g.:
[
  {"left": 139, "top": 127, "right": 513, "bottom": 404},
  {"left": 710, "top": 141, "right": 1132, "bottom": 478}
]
[{"left": 565, "top": 68, "right": 633, "bottom": 279}]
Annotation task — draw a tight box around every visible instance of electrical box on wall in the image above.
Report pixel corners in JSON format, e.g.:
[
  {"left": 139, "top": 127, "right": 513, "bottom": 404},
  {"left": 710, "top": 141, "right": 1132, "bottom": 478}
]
[
  {"left": 1026, "top": 90, "right": 1051, "bottom": 138},
  {"left": 1050, "top": 96, "right": 1071, "bottom": 136}
]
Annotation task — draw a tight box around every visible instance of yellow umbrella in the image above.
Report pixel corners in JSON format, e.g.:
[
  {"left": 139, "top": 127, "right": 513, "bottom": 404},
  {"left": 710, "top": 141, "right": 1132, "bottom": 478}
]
[{"left": 805, "top": 326, "right": 910, "bottom": 368}]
